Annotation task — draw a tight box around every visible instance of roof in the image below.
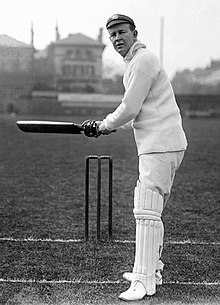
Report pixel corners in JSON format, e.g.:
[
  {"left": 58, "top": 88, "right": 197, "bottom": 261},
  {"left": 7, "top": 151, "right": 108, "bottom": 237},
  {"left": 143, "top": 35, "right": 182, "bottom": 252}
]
[
  {"left": 53, "top": 33, "right": 104, "bottom": 47},
  {"left": 0, "top": 34, "right": 32, "bottom": 48}
]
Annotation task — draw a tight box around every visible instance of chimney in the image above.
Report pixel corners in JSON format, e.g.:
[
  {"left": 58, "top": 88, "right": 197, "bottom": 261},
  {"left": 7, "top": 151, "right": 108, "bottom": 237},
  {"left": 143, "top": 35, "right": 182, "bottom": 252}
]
[
  {"left": 55, "top": 20, "right": 60, "bottom": 41},
  {"left": 98, "top": 27, "right": 103, "bottom": 43},
  {"left": 31, "top": 21, "right": 34, "bottom": 47}
]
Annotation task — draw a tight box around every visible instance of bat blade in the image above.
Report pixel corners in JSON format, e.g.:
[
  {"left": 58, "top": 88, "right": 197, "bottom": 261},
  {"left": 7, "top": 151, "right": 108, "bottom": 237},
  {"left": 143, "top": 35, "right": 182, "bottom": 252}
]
[{"left": 17, "top": 121, "right": 83, "bottom": 134}]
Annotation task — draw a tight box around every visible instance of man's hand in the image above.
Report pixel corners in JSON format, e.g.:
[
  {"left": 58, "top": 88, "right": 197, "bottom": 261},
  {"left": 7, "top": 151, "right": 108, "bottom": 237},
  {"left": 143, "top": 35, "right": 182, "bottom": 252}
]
[
  {"left": 96, "top": 121, "right": 117, "bottom": 135},
  {"left": 81, "top": 120, "right": 116, "bottom": 138},
  {"left": 82, "top": 120, "right": 100, "bottom": 137}
]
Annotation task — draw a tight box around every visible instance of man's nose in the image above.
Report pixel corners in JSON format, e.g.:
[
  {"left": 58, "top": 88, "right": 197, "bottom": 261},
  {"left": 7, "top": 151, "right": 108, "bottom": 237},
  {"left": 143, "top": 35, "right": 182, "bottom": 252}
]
[{"left": 115, "top": 32, "right": 121, "bottom": 40}]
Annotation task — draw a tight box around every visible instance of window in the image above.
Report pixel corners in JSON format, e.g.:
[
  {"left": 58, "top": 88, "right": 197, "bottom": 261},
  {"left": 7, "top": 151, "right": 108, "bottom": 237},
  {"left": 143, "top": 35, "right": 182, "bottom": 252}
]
[
  {"left": 62, "top": 64, "right": 95, "bottom": 78},
  {"left": 65, "top": 49, "right": 73, "bottom": 57},
  {"left": 74, "top": 65, "right": 83, "bottom": 77},
  {"left": 76, "top": 49, "right": 82, "bottom": 58},
  {"left": 84, "top": 65, "right": 95, "bottom": 77},
  {"left": 86, "top": 50, "right": 92, "bottom": 59},
  {"left": 63, "top": 65, "right": 71, "bottom": 75}
]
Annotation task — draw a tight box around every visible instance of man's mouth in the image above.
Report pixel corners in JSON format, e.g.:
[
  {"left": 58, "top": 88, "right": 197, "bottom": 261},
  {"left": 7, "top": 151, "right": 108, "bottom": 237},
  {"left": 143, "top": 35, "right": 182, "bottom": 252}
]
[{"left": 116, "top": 43, "right": 124, "bottom": 51}]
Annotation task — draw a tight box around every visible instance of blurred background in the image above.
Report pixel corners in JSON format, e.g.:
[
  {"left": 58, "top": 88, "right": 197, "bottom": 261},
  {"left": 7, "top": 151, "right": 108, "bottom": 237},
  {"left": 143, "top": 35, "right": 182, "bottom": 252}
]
[{"left": 0, "top": 0, "right": 220, "bottom": 117}]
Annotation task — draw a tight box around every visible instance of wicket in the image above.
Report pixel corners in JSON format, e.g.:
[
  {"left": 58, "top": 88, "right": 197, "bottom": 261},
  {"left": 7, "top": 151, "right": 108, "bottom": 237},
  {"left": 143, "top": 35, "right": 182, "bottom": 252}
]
[{"left": 85, "top": 155, "right": 113, "bottom": 241}]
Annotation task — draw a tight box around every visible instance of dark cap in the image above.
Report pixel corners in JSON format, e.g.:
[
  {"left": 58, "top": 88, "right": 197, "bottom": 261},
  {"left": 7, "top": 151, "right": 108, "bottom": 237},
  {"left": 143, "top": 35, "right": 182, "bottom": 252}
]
[{"left": 106, "top": 14, "right": 136, "bottom": 29}]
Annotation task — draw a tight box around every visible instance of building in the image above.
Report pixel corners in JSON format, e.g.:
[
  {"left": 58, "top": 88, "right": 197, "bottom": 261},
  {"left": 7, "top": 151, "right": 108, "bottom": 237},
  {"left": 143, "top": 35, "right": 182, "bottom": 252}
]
[
  {"left": 172, "top": 59, "right": 220, "bottom": 94},
  {"left": 191, "top": 60, "right": 220, "bottom": 86},
  {"left": 0, "top": 34, "right": 34, "bottom": 113},
  {"left": 0, "top": 34, "right": 33, "bottom": 73},
  {"left": 47, "top": 28, "right": 105, "bottom": 92},
  {"left": 0, "top": 25, "right": 106, "bottom": 95}
]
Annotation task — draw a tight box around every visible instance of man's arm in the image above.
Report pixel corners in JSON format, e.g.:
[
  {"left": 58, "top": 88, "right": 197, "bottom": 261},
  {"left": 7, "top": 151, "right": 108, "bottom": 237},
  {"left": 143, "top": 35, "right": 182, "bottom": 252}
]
[{"left": 101, "top": 68, "right": 155, "bottom": 130}]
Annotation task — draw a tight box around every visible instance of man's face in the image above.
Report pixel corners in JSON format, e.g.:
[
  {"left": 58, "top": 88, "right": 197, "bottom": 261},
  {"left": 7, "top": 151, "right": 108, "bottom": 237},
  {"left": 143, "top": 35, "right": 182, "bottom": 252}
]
[{"left": 108, "top": 23, "right": 137, "bottom": 57}]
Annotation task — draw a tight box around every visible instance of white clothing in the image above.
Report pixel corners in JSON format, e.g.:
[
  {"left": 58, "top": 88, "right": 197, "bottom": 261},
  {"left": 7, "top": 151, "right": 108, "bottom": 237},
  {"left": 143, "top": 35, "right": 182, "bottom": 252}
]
[
  {"left": 103, "top": 41, "right": 187, "bottom": 155},
  {"left": 139, "top": 151, "right": 185, "bottom": 205}
]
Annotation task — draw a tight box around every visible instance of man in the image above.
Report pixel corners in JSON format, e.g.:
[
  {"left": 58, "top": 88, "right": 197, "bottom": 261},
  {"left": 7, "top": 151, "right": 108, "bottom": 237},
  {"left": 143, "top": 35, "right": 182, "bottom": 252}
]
[{"left": 97, "top": 14, "right": 187, "bottom": 301}]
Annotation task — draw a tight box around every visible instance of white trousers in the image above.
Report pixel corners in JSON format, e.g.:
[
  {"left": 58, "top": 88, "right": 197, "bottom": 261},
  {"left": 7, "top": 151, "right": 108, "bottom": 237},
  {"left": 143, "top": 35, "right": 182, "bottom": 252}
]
[
  {"left": 138, "top": 151, "right": 185, "bottom": 206},
  {"left": 131, "top": 151, "right": 185, "bottom": 294}
]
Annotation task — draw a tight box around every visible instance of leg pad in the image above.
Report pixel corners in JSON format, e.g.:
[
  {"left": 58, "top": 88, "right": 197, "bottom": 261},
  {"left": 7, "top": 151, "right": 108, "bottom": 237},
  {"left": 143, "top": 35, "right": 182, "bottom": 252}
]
[{"left": 132, "top": 184, "right": 164, "bottom": 295}]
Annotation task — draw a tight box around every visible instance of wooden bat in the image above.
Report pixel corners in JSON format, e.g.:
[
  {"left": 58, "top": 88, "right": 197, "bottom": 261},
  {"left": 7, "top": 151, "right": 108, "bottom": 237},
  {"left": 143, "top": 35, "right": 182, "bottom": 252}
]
[{"left": 17, "top": 120, "right": 83, "bottom": 134}]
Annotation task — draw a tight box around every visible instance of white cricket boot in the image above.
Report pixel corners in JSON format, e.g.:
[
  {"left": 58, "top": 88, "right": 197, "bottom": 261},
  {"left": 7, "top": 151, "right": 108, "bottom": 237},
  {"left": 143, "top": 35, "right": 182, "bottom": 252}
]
[{"left": 119, "top": 280, "right": 146, "bottom": 301}]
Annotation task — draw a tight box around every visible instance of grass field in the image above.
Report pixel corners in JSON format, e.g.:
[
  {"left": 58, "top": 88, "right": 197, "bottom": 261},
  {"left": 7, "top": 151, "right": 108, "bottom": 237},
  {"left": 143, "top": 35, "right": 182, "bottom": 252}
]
[{"left": 0, "top": 113, "right": 219, "bottom": 304}]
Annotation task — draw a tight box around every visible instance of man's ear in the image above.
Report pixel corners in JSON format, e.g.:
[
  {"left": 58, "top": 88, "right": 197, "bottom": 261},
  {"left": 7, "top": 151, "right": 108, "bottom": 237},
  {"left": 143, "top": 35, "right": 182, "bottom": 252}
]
[{"left": 133, "top": 30, "right": 138, "bottom": 39}]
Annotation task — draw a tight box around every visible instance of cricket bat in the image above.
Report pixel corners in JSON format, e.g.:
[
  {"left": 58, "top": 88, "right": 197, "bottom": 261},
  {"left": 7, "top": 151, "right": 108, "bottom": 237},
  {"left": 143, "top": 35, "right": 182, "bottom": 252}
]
[{"left": 17, "top": 120, "right": 85, "bottom": 134}]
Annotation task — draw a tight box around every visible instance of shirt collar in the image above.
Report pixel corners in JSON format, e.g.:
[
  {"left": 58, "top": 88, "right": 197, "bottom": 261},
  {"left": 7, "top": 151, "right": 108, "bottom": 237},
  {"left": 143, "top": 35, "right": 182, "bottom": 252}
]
[{"left": 124, "top": 40, "right": 146, "bottom": 62}]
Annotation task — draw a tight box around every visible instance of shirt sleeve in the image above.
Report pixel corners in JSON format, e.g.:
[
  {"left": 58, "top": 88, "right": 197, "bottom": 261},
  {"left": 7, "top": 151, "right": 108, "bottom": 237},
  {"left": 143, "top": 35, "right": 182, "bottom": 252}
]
[
  {"left": 119, "top": 120, "right": 133, "bottom": 130},
  {"left": 103, "top": 67, "right": 155, "bottom": 130}
]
